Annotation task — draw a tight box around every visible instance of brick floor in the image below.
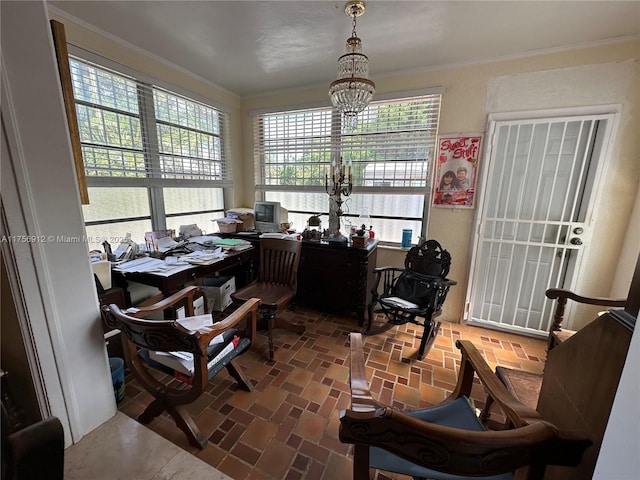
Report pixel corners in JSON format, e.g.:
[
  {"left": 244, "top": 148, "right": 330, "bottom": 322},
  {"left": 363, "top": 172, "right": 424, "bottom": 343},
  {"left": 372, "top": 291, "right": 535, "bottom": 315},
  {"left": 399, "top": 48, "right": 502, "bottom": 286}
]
[{"left": 118, "top": 305, "right": 546, "bottom": 479}]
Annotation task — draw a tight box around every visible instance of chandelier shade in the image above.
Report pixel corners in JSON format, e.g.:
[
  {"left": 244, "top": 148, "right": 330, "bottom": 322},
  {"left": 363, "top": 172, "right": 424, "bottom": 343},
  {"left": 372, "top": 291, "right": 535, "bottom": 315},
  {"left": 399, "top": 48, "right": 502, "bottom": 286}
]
[{"left": 329, "top": 1, "right": 375, "bottom": 130}]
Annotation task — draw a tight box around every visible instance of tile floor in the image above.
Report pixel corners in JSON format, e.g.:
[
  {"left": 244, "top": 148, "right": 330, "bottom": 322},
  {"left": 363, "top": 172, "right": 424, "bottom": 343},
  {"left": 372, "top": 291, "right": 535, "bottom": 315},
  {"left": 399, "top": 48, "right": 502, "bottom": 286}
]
[{"left": 117, "top": 306, "right": 547, "bottom": 480}]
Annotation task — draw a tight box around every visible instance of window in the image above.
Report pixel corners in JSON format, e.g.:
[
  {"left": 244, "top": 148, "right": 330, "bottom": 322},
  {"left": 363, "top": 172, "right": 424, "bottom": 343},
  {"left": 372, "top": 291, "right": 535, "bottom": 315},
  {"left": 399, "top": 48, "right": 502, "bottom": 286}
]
[
  {"left": 253, "top": 93, "right": 441, "bottom": 244},
  {"left": 69, "top": 56, "right": 231, "bottom": 249}
]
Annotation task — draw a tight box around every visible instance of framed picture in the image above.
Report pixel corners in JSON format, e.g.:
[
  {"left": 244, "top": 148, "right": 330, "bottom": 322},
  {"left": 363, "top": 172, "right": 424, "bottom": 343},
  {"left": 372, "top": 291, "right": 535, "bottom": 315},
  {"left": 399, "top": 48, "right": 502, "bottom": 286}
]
[{"left": 432, "top": 134, "right": 482, "bottom": 208}]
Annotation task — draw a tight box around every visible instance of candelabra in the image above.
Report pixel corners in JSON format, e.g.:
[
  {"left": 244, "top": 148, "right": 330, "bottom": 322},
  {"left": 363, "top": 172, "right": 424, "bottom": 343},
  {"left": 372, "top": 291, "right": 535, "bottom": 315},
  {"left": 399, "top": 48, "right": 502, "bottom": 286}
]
[{"left": 325, "top": 157, "right": 353, "bottom": 241}]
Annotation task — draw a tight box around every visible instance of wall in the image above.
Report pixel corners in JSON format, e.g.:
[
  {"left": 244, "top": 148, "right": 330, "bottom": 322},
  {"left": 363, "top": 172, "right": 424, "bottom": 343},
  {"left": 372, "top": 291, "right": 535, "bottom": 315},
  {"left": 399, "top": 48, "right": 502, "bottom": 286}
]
[
  {"left": 593, "top": 311, "right": 640, "bottom": 478},
  {"left": 1, "top": 0, "right": 115, "bottom": 444},
  {"left": 243, "top": 40, "right": 640, "bottom": 325},
  {"left": 1, "top": 253, "right": 40, "bottom": 426}
]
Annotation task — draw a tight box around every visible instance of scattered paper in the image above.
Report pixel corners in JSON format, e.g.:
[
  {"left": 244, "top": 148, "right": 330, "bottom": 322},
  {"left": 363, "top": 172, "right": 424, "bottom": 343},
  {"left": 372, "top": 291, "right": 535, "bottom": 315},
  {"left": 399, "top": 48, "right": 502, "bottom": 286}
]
[
  {"left": 177, "top": 314, "right": 214, "bottom": 332},
  {"left": 384, "top": 296, "right": 420, "bottom": 309}
]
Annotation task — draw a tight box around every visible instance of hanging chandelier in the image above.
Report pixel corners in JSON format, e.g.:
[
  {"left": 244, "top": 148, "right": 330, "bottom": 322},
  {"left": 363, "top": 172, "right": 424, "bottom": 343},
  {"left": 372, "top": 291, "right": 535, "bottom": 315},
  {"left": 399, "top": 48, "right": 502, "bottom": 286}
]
[{"left": 329, "top": 1, "right": 375, "bottom": 131}]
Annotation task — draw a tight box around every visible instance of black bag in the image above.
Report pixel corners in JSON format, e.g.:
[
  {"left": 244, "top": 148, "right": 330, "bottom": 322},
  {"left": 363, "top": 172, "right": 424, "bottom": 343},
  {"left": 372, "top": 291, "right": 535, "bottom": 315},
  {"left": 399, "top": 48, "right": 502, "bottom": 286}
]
[{"left": 391, "top": 271, "right": 439, "bottom": 307}]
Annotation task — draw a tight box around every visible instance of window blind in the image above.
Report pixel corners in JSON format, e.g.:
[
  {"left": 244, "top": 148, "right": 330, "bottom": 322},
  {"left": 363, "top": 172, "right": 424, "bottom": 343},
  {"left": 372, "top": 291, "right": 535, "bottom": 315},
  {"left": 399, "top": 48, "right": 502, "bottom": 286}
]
[
  {"left": 70, "top": 57, "right": 231, "bottom": 185},
  {"left": 253, "top": 94, "right": 441, "bottom": 192}
]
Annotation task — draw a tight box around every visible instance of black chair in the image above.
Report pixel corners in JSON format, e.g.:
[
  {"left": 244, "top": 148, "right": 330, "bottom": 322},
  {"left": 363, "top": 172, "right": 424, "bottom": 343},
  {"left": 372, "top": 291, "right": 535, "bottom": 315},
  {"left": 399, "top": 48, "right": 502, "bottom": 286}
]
[
  {"left": 1, "top": 401, "right": 64, "bottom": 480},
  {"left": 365, "top": 239, "right": 456, "bottom": 360}
]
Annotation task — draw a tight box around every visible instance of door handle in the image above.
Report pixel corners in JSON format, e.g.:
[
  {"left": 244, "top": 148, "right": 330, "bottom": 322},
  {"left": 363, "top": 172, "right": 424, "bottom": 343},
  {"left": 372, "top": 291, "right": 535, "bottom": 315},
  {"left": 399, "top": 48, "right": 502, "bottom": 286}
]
[{"left": 570, "top": 237, "right": 583, "bottom": 246}]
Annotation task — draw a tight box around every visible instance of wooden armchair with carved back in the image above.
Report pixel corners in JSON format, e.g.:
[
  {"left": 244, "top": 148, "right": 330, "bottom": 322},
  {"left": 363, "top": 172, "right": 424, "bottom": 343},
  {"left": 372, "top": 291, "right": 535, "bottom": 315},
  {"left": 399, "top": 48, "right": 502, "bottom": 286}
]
[
  {"left": 340, "top": 332, "right": 591, "bottom": 480},
  {"left": 102, "top": 286, "right": 260, "bottom": 448},
  {"left": 365, "top": 239, "right": 456, "bottom": 360}
]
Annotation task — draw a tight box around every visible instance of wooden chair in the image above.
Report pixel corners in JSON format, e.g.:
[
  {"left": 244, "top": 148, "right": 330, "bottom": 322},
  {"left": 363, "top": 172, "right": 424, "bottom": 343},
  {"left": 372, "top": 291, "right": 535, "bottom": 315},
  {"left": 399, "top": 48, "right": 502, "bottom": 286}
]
[
  {"left": 102, "top": 286, "right": 259, "bottom": 449},
  {"left": 365, "top": 239, "right": 457, "bottom": 359},
  {"left": 340, "top": 333, "right": 591, "bottom": 480},
  {"left": 545, "top": 288, "right": 625, "bottom": 350},
  {"left": 485, "top": 288, "right": 626, "bottom": 422},
  {"left": 231, "top": 238, "right": 305, "bottom": 360}
]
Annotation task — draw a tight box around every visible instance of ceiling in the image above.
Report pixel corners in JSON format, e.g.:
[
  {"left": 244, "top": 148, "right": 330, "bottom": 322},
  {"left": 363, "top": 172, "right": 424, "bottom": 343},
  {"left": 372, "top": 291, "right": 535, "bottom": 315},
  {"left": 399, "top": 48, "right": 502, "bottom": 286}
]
[{"left": 49, "top": 1, "right": 640, "bottom": 98}]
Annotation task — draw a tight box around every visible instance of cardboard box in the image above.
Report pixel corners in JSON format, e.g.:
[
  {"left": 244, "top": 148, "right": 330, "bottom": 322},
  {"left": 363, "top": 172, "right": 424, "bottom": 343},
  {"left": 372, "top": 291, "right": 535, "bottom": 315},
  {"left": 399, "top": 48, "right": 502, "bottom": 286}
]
[
  {"left": 202, "top": 276, "right": 236, "bottom": 312},
  {"left": 226, "top": 208, "right": 255, "bottom": 232},
  {"left": 351, "top": 235, "right": 369, "bottom": 248}
]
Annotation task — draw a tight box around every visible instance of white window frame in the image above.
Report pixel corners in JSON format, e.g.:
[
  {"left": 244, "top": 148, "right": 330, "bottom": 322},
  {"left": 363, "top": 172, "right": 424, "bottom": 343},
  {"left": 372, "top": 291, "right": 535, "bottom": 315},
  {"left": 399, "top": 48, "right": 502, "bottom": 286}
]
[
  {"left": 68, "top": 47, "right": 232, "bottom": 242},
  {"left": 252, "top": 89, "right": 443, "bottom": 245}
]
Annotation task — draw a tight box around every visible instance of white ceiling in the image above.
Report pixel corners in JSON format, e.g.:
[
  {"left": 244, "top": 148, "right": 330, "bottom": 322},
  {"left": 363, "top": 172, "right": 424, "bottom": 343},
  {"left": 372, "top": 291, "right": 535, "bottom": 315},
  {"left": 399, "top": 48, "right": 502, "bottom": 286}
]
[{"left": 49, "top": 1, "right": 640, "bottom": 98}]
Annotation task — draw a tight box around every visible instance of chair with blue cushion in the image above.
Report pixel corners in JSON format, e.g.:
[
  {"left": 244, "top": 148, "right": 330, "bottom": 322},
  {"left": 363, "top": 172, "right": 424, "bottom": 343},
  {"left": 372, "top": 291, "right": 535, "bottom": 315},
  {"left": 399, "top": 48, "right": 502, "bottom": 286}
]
[
  {"left": 102, "top": 286, "right": 260, "bottom": 449},
  {"left": 339, "top": 333, "right": 591, "bottom": 480}
]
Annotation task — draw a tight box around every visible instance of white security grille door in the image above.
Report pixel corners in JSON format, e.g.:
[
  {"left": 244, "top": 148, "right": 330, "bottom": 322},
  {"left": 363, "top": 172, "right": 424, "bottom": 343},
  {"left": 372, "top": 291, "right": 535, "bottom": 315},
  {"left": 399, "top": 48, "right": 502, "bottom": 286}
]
[{"left": 468, "top": 114, "right": 613, "bottom": 336}]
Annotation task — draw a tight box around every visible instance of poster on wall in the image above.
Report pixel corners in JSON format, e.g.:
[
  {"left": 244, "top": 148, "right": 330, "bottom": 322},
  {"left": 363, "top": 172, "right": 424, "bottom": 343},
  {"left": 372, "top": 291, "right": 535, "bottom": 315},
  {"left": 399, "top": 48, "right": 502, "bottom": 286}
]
[{"left": 432, "top": 134, "right": 482, "bottom": 208}]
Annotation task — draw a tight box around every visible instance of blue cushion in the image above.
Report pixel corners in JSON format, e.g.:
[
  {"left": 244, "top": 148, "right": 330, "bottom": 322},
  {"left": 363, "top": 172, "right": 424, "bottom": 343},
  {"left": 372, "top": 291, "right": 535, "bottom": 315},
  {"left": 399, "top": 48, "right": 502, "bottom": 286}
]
[{"left": 369, "top": 396, "right": 514, "bottom": 480}]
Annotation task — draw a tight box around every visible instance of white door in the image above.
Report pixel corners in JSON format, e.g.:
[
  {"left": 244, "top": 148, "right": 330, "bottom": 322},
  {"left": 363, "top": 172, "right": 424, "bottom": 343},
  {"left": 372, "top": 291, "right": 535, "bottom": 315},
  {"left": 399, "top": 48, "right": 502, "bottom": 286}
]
[{"left": 466, "top": 111, "right": 617, "bottom": 337}]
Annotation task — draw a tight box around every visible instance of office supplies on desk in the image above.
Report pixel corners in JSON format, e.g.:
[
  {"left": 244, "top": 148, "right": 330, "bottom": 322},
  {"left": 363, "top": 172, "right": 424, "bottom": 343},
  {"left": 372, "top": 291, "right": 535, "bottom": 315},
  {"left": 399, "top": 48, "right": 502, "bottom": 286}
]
[
  {"left": 208, "top": 238, "right": 253, "bottom": 251},
  {"left": 188, "top": 235, "right": 221, "bottom": 244},
  {"left": 178, "top": 224, "right": 203, "bottom": 240},
  {"left": 114, "top": 257, "right": 192, "bottom": 276},
  {"left": 178, "top": 249, "right": 226, "bottom": 266}
]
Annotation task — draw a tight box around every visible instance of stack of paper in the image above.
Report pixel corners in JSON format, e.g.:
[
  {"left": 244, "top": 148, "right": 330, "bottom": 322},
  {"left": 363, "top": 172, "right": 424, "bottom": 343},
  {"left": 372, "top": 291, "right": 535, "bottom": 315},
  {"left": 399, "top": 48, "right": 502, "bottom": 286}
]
[
  {"left": 259, "top": 232, "right": 286, "bottom": 239},
  {"left": 383, "top": 296, "right": 420, "bottom": 309},
  {"left": 114, "top": 257, "right": 192, "bottom": 276},
  {"left": 209, "top": 238, "right": 253, "bottom": 251},
  {"left": 178, "top": 249, "right": 226, "bottom": 265},
  {"left": 148, "top": 312, "right": 236, "bottom": 380}
]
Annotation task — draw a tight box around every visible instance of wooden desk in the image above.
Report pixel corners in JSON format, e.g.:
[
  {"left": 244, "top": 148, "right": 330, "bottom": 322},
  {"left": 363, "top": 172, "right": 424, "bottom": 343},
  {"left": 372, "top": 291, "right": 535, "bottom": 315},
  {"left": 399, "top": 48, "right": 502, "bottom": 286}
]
[
  {"left": 112, "top": 247, "right": 257, "bottom": 301},
  {"left": 222, "top": 234, "right": 378, "bottom": 325},
  {"left": 297, "top": 239, "right": 378, "bottom": 325}
]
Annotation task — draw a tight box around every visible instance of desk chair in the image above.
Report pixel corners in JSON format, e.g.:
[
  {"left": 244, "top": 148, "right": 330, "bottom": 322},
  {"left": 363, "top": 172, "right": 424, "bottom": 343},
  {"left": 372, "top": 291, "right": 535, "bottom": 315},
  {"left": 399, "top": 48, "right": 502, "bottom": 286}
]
[
  {"left": 102, "top": 286, "right": 259, "bottom": 449},
  {"left": 365, "top": 239, "right": 456, "bottom": 360},
  {"left": 231, "top": 238, "right": 305, "bottom": 360},
  {"left": 340, "top": 333, "right": 591, "bottom": 480}
]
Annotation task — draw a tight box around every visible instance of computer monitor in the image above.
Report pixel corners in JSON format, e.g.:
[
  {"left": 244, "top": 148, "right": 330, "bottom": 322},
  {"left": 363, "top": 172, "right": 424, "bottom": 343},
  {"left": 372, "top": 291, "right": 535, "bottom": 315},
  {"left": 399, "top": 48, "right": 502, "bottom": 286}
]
[{"left": 253, "top": 201, "right": 287, "bottom": 233}]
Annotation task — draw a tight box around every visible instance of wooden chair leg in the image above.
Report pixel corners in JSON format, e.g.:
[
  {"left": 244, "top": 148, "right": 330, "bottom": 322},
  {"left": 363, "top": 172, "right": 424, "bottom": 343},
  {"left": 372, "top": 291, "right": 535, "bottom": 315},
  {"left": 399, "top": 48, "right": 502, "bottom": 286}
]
[
  {"left": 262, "top": 310, "right": 305, "bottom": 360},
  {"left": 166, "top": 405, "right": 208, "bottom": 449},
  {"left": 353, "top": 444, "right": 370, "bottom": 480},
  {"left": 138, "top": 397, "right": 169, "bottom": 424},
  {"left": 226, "top": 359, "right": 254, "bottom": 391},
  {"left": 264, "top": 312, "right": 276, "bottom": 360},
  {"left": 417, "top": 320, "right": 440, "bottom": 360},
  {"left": 480, "top": 394, "right": 494, "bottom": 425}
]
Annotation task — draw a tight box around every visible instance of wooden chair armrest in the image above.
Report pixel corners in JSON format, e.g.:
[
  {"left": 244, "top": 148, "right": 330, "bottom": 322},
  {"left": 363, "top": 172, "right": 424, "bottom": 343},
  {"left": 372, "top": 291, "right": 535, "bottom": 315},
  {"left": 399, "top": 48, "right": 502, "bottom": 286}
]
[
  {"left": 450, "top": 340, "right": 542, "bottom": 426},
  {"left": 130, "top": 285, "right": 200, "bottom": 317},
  {"left": 195, "top": 298, "right": 260, "bottom": 349},
  {"left": 545, "top": 288, "right": 626, "bottom": 334},
  {"left": 348, "top": 333, "right": 378, "bottom": 412},
  {"left": 545, "top": 288, "right": 626, "bottom": 307},
  {"left": 340, "top": 407, "right": 562, "bottom": 476}
]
